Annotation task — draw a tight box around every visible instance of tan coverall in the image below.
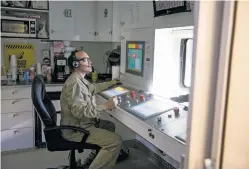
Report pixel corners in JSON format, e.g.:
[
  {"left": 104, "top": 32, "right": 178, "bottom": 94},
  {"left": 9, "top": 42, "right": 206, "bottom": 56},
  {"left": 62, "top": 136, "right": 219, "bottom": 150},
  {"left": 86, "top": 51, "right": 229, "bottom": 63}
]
[{"left": 60, "top": 72, "right": 122, "bottom": 169}]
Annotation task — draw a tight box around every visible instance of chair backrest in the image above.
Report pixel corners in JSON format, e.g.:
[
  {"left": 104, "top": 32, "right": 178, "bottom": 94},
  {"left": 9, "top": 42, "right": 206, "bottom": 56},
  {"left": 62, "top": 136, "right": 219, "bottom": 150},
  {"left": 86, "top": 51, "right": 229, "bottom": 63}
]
[{"left": 31, "top": 75, "right": 57, "bottom": 128}]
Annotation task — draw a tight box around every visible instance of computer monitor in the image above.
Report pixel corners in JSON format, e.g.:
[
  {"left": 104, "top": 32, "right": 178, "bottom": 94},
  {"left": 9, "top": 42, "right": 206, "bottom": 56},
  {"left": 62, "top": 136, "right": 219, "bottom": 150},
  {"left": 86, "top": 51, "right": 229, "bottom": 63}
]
[{"left": 126, "top": 41, "right": 145, "bottom": 77}]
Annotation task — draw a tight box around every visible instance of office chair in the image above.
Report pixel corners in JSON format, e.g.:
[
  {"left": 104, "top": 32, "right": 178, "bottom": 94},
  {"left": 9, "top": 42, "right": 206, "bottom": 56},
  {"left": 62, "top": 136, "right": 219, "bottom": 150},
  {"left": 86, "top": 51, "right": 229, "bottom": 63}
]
[{"left": 31, "top": 75, "right": 100, "bottom": 169}]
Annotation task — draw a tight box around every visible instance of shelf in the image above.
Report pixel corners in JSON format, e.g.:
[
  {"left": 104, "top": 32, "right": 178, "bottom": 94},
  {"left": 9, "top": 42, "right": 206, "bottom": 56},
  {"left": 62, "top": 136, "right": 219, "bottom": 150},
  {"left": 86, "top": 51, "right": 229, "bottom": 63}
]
[
  {"left": 1, "top": 6, "right": 49, "bottom": 13},
  {"left": 1, "top": 36, "right": 50, "bottom": 40}
]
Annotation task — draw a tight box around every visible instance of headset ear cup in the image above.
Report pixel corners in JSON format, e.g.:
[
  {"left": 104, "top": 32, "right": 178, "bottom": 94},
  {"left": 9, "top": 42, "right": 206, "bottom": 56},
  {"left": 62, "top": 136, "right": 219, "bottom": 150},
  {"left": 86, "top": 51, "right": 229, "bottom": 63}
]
[{"left": 72, "top": 61, "right": 79, "bottom": 68}]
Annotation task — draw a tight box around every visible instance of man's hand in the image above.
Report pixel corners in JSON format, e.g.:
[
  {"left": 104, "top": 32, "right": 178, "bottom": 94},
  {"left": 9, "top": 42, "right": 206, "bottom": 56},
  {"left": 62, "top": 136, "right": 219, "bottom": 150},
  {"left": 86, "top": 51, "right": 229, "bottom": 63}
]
[{"left": 104, "top": 97, "right": 118, "bottom": 110}]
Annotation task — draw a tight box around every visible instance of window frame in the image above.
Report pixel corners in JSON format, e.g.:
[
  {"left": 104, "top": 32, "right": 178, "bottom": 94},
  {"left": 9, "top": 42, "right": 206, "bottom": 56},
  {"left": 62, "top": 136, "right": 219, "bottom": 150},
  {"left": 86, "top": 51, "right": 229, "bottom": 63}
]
[{"left": 180, "top": 38, "right": 193, "bottom": 88}]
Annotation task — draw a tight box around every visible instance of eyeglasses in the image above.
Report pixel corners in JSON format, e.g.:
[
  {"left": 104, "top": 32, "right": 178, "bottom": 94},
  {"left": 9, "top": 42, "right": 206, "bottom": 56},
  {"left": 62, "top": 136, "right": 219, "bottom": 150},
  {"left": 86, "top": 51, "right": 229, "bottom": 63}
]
[{"left": 77, "top": 58, "right": 91, "bottom": 62}]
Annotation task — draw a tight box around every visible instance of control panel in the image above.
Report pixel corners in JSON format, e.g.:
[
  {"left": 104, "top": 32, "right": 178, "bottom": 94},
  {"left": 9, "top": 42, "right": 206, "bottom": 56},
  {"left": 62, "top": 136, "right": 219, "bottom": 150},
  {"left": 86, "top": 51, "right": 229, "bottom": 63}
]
[
  {"left": 100, "top": 86, "right": 175, "bottom": 120},
  {"left": 100, "top": 85, "right": 188, "bottom": 143},
  {"left": 145, "top": 105, "right": 188, "bottom": 143}
]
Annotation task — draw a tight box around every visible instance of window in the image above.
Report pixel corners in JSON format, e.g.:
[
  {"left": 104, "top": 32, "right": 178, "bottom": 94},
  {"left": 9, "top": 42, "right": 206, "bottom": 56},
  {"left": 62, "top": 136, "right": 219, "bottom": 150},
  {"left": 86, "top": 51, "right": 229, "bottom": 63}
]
[{"left": 180, "top": 39, "right": 193, "bottom": 88}]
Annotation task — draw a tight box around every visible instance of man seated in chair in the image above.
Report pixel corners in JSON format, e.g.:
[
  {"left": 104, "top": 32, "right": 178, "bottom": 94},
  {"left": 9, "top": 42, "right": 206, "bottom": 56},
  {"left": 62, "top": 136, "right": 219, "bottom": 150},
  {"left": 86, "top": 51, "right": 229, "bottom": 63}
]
[{"left": 60, "top": 50, "right": 126, "bottom": 169}]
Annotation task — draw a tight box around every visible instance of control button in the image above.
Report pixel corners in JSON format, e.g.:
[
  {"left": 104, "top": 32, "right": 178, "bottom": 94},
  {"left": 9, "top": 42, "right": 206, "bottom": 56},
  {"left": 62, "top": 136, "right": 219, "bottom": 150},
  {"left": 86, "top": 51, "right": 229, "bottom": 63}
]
[
  {"left": 161, "top": 128, "right": 164, "bottom": 131},
  {"left": 168, "top": 114, "right": 172, "bottom": 118},
  {"left": 174, "top": 107, "right": 180, "bottom": 117},
  {"left": 139, "top": 94, "right": 145, "bottom": 101},
  {"left": 157, "top": 117, "right": 162, "bottom": 122},
  {"left": 184, "top": 106, "right": 188, "bottom": 111},
  {"left": 130, "top": 90, "right": 136, "bottom": 98},
  {"left": 139, "top": 90, "right": 144, "bottom": 93},
  {"left": 148, "top": 129, "right": 152, "bottom": 132},
  {"left": 148, "top": 94, "right": 153, "bottom": 98}
]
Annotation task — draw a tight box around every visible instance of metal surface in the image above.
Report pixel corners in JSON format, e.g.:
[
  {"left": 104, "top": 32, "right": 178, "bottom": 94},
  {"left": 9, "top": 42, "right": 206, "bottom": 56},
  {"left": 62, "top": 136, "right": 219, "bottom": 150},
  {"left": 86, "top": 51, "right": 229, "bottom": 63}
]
[
  {"left": 99, "top": 85, "right": 176, "bottom": 120},
  {"left": 100, "top": 85, "right": 188, "bottom": 143}
]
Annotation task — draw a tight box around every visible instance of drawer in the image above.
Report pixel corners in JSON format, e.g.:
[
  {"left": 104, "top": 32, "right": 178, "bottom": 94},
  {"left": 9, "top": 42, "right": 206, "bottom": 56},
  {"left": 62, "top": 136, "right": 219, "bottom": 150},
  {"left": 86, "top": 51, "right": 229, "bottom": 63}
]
[
  {"left": 2, "top": 87, "right": 31, "bottom": 99},
  {"left": 1, "top": 112, "right": 33, "bottom": 130},
  {"left": 1, "top": 99, "right": 33, "bottom": 113},
  {"left": 1, "top": 128, "right": 34, "bottom": 152}
]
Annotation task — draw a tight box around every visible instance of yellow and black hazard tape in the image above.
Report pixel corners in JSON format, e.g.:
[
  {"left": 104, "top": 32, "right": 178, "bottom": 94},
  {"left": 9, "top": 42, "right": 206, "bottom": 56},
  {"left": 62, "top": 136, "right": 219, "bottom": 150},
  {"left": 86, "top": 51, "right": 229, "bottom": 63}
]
[{"left": 5, "top": 44, "right": 34, "bottom": 49}]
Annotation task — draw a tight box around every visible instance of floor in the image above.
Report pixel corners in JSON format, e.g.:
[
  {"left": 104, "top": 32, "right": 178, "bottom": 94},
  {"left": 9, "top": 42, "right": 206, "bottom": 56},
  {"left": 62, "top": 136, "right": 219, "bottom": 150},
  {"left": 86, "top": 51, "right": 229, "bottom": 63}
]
[{"left": 1, "top": 140, "right": 160, "bottom": 169}]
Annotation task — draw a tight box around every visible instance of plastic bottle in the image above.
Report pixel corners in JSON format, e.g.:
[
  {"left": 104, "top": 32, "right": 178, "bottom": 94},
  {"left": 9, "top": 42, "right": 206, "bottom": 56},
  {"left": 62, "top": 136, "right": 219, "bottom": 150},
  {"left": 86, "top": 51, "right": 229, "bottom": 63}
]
[{"left": 7, "top": 70, "right": 12, "bottom": 85}]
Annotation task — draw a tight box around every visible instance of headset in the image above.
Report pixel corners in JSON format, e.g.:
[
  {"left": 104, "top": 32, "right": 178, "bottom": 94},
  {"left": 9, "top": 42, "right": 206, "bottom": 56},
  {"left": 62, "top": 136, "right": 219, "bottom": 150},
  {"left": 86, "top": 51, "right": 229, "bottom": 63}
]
[{"left": 68, "top": 50, "right": 80, "bottom": 68}]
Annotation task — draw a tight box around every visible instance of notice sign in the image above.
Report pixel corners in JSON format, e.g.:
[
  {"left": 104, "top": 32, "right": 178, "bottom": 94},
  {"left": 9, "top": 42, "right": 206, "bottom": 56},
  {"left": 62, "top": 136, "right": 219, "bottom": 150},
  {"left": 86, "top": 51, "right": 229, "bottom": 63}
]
[{"left": 4, "top": 44, "right": 35, "bottom": 70}]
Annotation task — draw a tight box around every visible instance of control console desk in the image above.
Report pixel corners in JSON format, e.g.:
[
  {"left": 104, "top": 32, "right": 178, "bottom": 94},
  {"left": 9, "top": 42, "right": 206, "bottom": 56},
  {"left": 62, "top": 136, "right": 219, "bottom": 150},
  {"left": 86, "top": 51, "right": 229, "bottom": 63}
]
[{"left": 97, "top": 85, "right": 188, "bottom": 163}]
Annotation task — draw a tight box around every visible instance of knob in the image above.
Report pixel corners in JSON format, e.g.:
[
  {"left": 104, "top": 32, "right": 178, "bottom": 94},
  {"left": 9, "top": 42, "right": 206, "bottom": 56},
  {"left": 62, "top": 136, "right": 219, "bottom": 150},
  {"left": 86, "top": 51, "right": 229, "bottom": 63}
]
[
  {"left": 157, "top": 117, "right": 162, "bottom": 122},
  {"left": 148, "top": 129, "right": 152, "bottom": 132},
  {"left": 168, "top": 114, "right": 172, "bottom": 118},
  {"left": 174, "top": 107, "right": 180, "bottom": 117},
  {"left": 184, "top": 106, "right": 188, "bottom": 111},
  {"left": 151, "top": 134, "right": 155, "bottom": 139},
  {"left": 130, "top": 91, "right": 136, "bottom": 98}
]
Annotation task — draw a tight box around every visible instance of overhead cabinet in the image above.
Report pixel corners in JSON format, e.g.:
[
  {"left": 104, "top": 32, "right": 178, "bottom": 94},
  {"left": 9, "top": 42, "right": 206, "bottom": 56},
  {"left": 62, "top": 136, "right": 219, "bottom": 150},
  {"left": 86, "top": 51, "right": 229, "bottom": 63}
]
[
  {"left": 120, "top": 1, "right": 154, "bottom": 30},
  {"left": 49, "top": 1, "right": 121, "bottom": 42}
]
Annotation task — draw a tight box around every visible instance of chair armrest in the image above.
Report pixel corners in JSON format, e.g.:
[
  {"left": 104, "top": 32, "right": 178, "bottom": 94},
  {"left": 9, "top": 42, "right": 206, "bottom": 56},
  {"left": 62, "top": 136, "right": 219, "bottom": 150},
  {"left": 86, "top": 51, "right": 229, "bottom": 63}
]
[{"left": 44, "top": 125, "right": 90, "bottom": 135}]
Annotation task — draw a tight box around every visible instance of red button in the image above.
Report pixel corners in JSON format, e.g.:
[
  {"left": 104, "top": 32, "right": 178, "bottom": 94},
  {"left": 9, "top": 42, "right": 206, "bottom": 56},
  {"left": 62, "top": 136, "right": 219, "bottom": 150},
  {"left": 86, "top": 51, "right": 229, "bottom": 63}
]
[
  {"left": 140, "top": 94, "right": 145, "bottom": 101},
  {"left": 130, "top": 91, "right": 136, "bottom": 98}
]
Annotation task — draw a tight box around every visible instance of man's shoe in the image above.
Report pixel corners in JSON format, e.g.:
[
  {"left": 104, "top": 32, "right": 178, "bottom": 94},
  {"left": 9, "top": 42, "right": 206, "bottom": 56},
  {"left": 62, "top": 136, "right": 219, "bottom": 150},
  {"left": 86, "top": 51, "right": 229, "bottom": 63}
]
[
  {"left": 81, "top": 152, "right": 97, "bottom": 168},
  {"left": 116, "top": 148, "right": 129, "bottom": 163}
]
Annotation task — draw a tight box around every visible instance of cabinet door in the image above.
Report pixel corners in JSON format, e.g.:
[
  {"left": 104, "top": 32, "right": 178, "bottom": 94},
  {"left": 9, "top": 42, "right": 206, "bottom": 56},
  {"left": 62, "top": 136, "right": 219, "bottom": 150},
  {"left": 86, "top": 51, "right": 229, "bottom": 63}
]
[
  {"left": 135, "top": 1, "right": 154, "bottom": 29},
  {"left": 112, "top": 1, "right": 121, "bottom": 42},
  {"left": 49, "top": 1, "right": 75, "bottom": 40},
  {"left": 74, "top": 1, "right": 95, "bottom": 41},
  {"left": 120, "top": 2, "right": 136, "bottom": 30},
  {"left": 94, "top": 1, "right": 113, "bottom": 42}
]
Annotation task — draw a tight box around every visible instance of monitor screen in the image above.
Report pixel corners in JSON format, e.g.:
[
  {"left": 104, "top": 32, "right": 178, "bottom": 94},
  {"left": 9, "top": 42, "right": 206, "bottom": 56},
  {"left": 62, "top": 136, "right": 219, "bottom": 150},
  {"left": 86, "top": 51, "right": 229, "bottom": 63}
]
[
  {"left": 101, "top": 86, "right": 129, "bottom": 98},
  {"left": 126, "top": 41, "right": 145, "bottom": 77}
]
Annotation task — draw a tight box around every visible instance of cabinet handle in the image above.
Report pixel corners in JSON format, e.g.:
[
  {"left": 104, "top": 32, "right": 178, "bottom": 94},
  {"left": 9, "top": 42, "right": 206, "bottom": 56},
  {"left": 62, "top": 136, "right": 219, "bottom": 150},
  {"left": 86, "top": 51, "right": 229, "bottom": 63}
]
[
  {"left": 151, "top": 134, "right": 155, "bottom": 139},
  {"left": 13, "top": 130, "right": 20, "bottom": 134},
  {"left": 51, "top": 29, "right": 55, "bottom": 34},
  {"left": 12, "top": 113, "right": 18, "bottom": 117},
  {"left": 120, "top": 36, "right": 125, "bottom": 40},
  {"left": 12, "top": 99, "right": 20, "bottom": 104},
  {"left": 120, "top": 21, "right": 125, "bottom": 26},
  {"left": 94, "top": 32, "right": 99, "bottom": 36},
  {"left": 104, "top": 8, "right": 108, "bottom": 17},
  {"left": 12, "top": 90, "right": 18, "bottom": 95},
  {"left": 109, "top": 30, "right": 112, "bottom": 35}
]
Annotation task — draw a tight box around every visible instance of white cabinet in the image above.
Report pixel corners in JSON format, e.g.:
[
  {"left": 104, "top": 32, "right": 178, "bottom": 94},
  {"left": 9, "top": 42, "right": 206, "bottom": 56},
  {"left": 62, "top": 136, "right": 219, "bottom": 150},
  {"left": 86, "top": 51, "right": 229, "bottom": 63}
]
[
  {"left": 49, "top": 1, "right": 121, "bottom": 42},
  {"left": 94, "top": 1, "right": 113, "bottom": 42},
  {"left": 120, "top": 1, "right": 154, "bottom": 30},
  {"left": 74, "top": 1, "right": 95, "bottom": 41},
  {"left": 49, "top": 1, "right": 75, "bottom": 40},
  {"left": 111, "top": 1, "right": 122, "bottom": 42},
  {"left": 94, "top": 1, "right": 121, "bottom": 42},
  {"left": 1, "top": 86, "right": 34, "bottom": 152}
]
